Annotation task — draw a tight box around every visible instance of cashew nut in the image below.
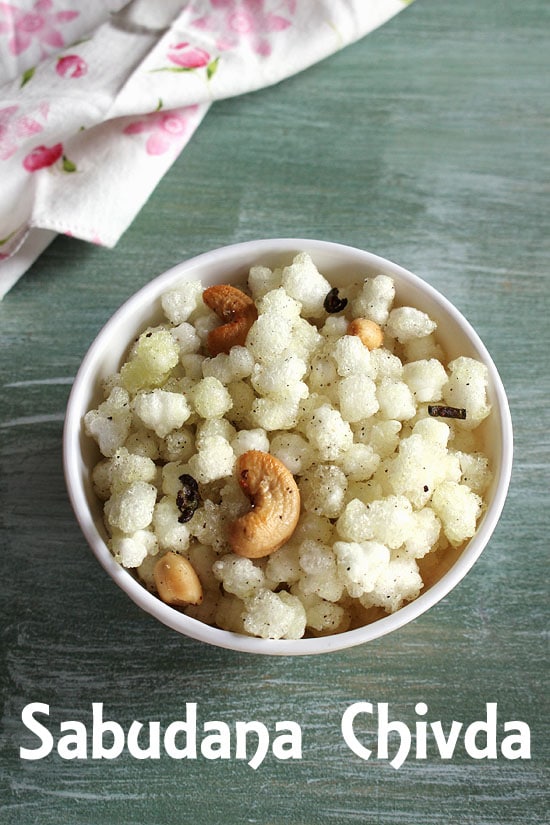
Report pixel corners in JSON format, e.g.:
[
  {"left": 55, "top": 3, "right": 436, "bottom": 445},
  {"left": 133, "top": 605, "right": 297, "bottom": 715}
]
[
  {"left": 202, "top": 284, "right": 258, "bottom": 356},
  {"left": 229, "top": 450, "right": 301, "bottom": 559},
  {"left": 347, "top": 317, "right": 384, "bottom": 350},
  {"left": 153, "top": 551, "right": 203, "bottom": 607}
]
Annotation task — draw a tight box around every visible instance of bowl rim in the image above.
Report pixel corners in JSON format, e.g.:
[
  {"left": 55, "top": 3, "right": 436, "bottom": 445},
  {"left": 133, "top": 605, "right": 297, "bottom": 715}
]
[{"left": 63, "top": 238, "right": 513, "bottom": 655}]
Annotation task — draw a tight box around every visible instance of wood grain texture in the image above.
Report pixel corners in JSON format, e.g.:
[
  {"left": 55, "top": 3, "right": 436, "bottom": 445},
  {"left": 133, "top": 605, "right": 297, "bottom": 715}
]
[{"left": 1, "top": 0, "right": 548, "bottom": 822}]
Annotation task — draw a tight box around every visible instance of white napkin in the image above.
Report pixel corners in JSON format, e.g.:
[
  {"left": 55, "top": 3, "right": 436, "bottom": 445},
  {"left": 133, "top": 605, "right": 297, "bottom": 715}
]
[{"left": 0, "top": 0, "right": 414, "bottom": 298}]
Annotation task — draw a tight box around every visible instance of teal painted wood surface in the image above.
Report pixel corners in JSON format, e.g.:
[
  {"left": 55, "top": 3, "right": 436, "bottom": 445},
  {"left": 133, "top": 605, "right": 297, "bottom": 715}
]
[{"left": 1, "top": 0, "right": 549, "bottom": 822}]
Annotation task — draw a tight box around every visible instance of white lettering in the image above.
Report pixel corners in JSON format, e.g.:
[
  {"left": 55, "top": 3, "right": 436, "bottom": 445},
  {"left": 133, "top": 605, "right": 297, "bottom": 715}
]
[
  {"left": 19, "top": 702, "right": 304, "bottom": 765},
  {"left": 341, "top": 702, "right": 374, "bottom": 761},
  {"left": 272, "top": 722, "right": 302, "bottom": 761},
  {"left": 431, "top": 720, "right": 463, "bottom": 759},
  {"left": 502, "top": 722, "right": 531, "bottom": 759},
  {"left": 58, "top": 721, "right": 87, "bottom": 759},
  {"left": 91, "top": 703, "right": 124, "bottom": 759},
  {"left": 163, "top": 703, "right": 197, "bottom": 759},
  {"left": 201, "top": 721, "right": 231, "bottom": 760},
  {"left": 20, "top": 703, "right": 53, "bottom": 760},
  {"left": 340, "top": 702, "right": 531, "bottom": 767},
  {"left": 414, "top": 702, "right": 428, "bottom": 760},
  {"left": 127, "top": 721, "right": 161, "bottom": 760},
  {"left": 21, "top": 700, "right": 528, "bottom": 768},
  {"left": 377, "top": 703, "right": 411, "bottom": 770},
  {"left": 464, "top": 703, "right": 498, "bottom": 759},
  {"left": 235, "top": 721, "right": 270, "bottom": 770}
]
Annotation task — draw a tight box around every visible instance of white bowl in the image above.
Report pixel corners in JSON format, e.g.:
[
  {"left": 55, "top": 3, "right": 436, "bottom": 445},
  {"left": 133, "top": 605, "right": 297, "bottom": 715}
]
[{"left": 63, "top": 239, "right": 513, "bottom": 655}]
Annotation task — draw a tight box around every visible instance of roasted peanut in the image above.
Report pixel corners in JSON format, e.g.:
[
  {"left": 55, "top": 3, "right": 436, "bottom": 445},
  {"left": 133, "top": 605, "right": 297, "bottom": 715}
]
[
  {"left": 229, "top": 450, "right": 301, "bottom": 559},
  {"left": 154, "top": 551, "right": 203, "bottom": 606},
  {"left": 203, "top": 284, "right": 258, "bottom": 356},
  {"left": 347, "top": 317, "right": 384, "bottom": 350}
]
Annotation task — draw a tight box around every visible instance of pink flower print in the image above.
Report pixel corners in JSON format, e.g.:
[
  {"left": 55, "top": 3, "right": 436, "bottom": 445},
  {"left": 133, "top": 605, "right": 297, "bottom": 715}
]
[
  {"left": 0, "top": 105, "right": 20, "bottom": 160},
  {"left": 152, "top": 42, "right": 218, "bottom": 79},
  {"left": 149, "top": 113, "right": 189, "bottom": 155},
  {"left": 168, "top": 42, "right": 211, "bottom": 69},
  {"left": 22, "top": 141, "right": 63, "bottom": 171},
  {"left": 56, "top": 53, "right": 87, "bottom": 78},
  {"left": 0, "top": 0, "right": 78, "bottom": 57},
  {"left": 124, "top": 108, "right": 198, "bottom": 157},
  {"left": 188, "top": 0, "right": 293, "bottom": 57},
  {"left": 0, "top": 103, "right": 48, "bottom": 160}
]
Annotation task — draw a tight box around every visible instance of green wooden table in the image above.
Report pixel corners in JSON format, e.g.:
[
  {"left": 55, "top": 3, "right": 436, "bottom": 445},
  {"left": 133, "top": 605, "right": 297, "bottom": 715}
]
[{"left": 1, "top": 1, "right": 548, "bottom": 822}]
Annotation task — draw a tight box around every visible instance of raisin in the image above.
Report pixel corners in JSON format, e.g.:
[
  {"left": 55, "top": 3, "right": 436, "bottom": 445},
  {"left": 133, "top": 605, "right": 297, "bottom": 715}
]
[
  {"left": 176, "top": 474, "right": 201, "bottom": 523},
  {"left": 428, "top": 405, "right": 467, "bottom": 420},
  {"left": 323, "top": 287, "right": 348, "bottom": 313}
]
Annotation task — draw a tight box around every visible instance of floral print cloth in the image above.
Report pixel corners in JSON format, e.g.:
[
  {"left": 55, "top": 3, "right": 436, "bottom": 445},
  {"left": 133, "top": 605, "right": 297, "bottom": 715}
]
[{"left": 0, "top": 0, "right": 414, "bottom": 298}]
